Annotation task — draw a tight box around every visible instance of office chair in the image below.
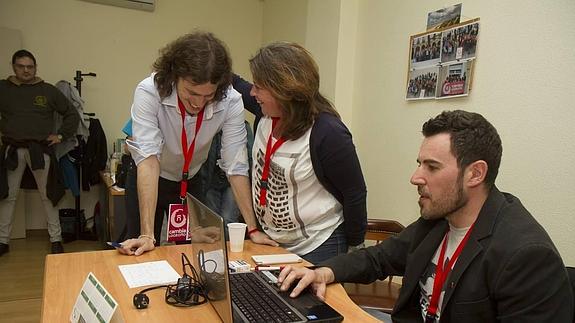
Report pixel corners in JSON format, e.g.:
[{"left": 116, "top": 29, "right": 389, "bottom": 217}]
[{"left": 343, "top": 219, "right": 405, "bottom": 313}]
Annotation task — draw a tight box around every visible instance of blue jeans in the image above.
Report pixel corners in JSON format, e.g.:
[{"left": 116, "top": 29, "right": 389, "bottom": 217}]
[
  {"left": 301, "top": 224, "right": 347, "bottom": 265},
  {"left": 205, "top": 186, "right": 240, "bottom": 240}
]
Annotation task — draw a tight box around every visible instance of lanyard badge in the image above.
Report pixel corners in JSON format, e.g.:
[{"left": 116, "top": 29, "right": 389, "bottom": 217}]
[
  {"left": 168, "top": 98, "right": 204, "bottom": 242},
  {"left": 167, "top": 203, "right": 189, "bottom": 242},
  {"left": 258, "top": 118, "right": 285, "bottom": 206},
  {"left": 178, "top": 97, "right": 205, "bottom": 202},
  {"left": 426, "top": 221, "right": 476, "bottom": 320}
]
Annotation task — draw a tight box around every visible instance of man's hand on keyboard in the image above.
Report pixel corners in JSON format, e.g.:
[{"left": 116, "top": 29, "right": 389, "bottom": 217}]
[{"left": 277, "top": 265, "right": 335, "bottom": 300}]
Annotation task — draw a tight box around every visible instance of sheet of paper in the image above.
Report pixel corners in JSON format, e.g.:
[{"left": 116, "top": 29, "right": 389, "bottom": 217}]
[{"left": 118, "top": 260, "right": 181, "bottom": 288}]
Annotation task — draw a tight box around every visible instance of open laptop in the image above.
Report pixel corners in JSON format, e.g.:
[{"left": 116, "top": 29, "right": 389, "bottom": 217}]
[{"left": 187, "top": 193, "right": 343, "bottom": 323}]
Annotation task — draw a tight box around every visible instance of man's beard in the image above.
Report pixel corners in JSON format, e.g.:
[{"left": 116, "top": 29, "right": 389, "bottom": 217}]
[{"left": 419, "top": 174, "right": 467, "bottom": 220}]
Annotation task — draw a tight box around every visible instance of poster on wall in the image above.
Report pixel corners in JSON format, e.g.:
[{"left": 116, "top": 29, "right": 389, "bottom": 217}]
[
  {"left": 440, "top": 21, "right": 479, "bottom": 63},
  {"left": 406, "top": 17, "right": 479, "bottom": 101},
  {"left": 437, "top": 60, "right": 473, "bottom": 99},
  {"left": 410, "top": 32, "right": 441, "bottom": 69},
  {"left": 427, "top": 3, "right": 462, "bottom": 30},
  {"left": 406, "top": 66, "right": 439, "bottom": 100}
]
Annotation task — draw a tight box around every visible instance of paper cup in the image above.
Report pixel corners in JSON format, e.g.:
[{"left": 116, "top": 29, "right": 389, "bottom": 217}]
[{"left": 227, "top": 223, "right": 247, "bottom": 252}]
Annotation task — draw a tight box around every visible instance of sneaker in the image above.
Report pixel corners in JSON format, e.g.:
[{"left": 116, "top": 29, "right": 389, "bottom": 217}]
[
  {"left": 51, "top": 241, "right": 64, "bottom": 254},
  {"left": 0, "top": 243, "right": 8, "bottom": 256}
]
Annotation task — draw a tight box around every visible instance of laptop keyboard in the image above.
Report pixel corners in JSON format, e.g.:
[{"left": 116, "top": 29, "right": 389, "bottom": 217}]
[{"left": 230, "top": 273, "right": 304, "bottom": 322}]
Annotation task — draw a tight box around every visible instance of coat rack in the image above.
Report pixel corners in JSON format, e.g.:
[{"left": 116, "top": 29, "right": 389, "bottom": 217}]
[{"left": 73, "top": 70, "right": 96, "bottom": 240}]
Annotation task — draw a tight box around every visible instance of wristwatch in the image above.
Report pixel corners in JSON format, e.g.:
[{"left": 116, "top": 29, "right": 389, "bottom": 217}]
[{"left": 57, "top": 134, "right": 63, "bottom": 141}]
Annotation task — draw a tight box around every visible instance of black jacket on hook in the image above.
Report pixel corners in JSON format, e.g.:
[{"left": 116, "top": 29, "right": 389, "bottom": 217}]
[{"left": 82, "top": 118, "right": 107, "bottom": 191}]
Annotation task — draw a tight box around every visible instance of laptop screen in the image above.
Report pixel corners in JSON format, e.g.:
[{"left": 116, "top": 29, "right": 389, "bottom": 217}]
[{"left": 187, "top": 193, "right": 233, "bottom": 323}]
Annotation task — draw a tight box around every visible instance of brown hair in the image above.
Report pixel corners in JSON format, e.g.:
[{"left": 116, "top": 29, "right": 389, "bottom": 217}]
[
  {"left": 153, "top": 31, "right": 232, "bottom": 101},
  {"left": 422, "top": 110, "right": 502, "bottom": 189},
  {"left": 249, "top": 42, "right": 339, "bottom": 140}
]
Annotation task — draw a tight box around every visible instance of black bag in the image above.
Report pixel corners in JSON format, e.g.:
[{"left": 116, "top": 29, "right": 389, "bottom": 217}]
[{"left": 115, "top": 154, "right": 131, "bottom": 188}]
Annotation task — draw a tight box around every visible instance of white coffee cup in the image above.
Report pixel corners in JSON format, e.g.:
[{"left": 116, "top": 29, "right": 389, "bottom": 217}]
[{"left": 227, "top": 223, "right": 247, "bottom": 252}]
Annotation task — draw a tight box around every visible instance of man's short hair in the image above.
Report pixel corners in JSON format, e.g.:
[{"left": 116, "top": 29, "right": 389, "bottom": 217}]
[
  {"left": 12, "top": 49, "right": 36, "bottom": 65},
  {"left": 422, "top": 110, "right": 502, "bottom": 188}
]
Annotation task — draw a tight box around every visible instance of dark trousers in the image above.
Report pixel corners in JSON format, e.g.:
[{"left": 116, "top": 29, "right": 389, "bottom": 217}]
[
  {"left": 124, "top": 159, "right": 139, "bottom": 240},
  {"left": 124, "top": 162, "right": 204, "bottom": 244},
  {"left": 153, "top": 175, "right": 204, "bottom": 244}
]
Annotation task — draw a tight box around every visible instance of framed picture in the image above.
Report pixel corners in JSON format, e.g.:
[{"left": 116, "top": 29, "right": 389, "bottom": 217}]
[
  {"left": 437, "top": 60, "right": 473, "bottom": 99},
  {"left": 406, "top": 18, "right": 479, "bottom": 100},
  {"left": 410, "top": 32, "right": 442, "bottom": 69},
  {"left": 440, "top": 21, "right": 479, "bottom": 64},
  {"left": 406, "top": 66, "right": 439, "bottom": 100}
]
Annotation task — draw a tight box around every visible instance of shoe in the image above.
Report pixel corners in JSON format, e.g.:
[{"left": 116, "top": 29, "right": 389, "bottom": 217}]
[
  {"left": 51, "top": 241, "right": 64, "bottom": 254},
  {"left": 0, "top": 243, "right": 8, "bottom": 256}
]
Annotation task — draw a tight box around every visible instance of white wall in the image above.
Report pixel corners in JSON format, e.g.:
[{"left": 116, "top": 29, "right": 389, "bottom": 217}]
[
  {"left": 262, "top": 0, "right": 356, "bottom": 125},
  {"left": 0, "top": 27, "right": 22, "bottom": 77},
  {"left": 350, "top": 0, "right": 575, "bottom": 264},
  {"left": 262, "top": 0, "right": 308, "bottom": 45},
  {"left": 0, "top": 0, "right": 264, "bottom": 152}
]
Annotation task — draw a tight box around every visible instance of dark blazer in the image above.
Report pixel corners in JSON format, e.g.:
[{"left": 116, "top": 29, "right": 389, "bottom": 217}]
[{"left": 322, "top": 187, "right": 574, "bottom": 322}]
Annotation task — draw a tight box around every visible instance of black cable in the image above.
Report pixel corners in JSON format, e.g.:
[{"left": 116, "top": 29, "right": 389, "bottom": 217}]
[{"left": 133, "top": 253, "right": 207, "bottom": 309}]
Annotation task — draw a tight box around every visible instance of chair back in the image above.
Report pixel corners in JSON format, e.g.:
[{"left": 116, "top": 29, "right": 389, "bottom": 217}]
[
  {"left": 343, "top": 218, "right": 405, "bottom": 313},
  {"left": 365, "top": 219, "right": 405, "bottom": 243}
]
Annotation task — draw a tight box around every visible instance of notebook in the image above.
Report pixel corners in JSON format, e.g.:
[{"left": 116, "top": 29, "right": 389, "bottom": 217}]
[{"left": 186, "top": 193, "right": 343, "bottom": 323}]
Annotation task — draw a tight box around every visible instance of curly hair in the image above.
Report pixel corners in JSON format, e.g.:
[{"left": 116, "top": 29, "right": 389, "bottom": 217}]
[
  {"left": 249, "top": 42, "right": 339, "bottom": 140},
  {"left": 153, "top": 32, "right": 232, "bottom": 101},
  {"left": 422, "top": 110, "right": 502, "bottom": 188}
]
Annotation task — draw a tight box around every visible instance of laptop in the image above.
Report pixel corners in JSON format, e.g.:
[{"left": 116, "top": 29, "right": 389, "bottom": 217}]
[{"left": 186, "top": 193, "right": 344, "bottom": 323}]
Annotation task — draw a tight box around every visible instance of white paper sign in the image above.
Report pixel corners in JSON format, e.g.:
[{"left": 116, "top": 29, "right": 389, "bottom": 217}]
[{"left": 70, "top": 272, "right": 123, "bottom": 323}]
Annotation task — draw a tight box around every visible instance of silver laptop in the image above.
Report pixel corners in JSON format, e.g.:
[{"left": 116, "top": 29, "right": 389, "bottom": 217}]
[{"left": 187, "top": 193, "right": 343, "bottom": 323}]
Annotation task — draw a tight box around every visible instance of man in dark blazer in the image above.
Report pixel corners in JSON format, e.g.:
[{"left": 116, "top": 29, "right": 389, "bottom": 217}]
[{"left": 278, "top": 110, "right": 573, "bottom": 322}]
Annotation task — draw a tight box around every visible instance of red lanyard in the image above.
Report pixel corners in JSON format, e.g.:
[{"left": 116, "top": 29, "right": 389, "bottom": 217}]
[
  {"left": 259, "top": 118, "right": 285, "bottom": 206},
  {"left": 426, "top": 222, "right": 476, "bottom": 320},
  {"left": 178, "top": 97, "right": 205, "bottom": 201}
]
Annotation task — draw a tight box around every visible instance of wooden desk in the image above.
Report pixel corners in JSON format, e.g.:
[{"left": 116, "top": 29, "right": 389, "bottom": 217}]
[
  {"left": 99, "top": 171, "right": 126, "bottom": 241},
  {"left": 42, "top": 242, "right": 378, "bottom": 322}
]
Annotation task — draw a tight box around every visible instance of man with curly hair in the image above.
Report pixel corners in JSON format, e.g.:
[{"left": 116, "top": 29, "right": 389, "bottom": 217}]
[{"left": 118, "top": 32, "right": 277, "bottom": 255}]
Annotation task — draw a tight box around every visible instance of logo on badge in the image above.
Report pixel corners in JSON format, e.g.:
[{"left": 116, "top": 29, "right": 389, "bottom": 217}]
[
  {"left": 170, "top": 207, "right": 187, "bottom": 228},
  {"left": 167, "top": 204, "right": 189, "bottom": 242}
]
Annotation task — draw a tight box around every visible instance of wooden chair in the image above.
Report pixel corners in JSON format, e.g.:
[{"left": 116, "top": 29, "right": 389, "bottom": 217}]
[{"left": 343, "top": 219, "right": 405, "bottom": 313}]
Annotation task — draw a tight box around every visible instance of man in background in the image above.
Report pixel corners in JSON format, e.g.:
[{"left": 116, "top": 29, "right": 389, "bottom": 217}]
[
  {"left": 0, "top": 50, "right": 79, "bottom": 255},
  {"left": 278, "top": 110, "right": 573, "bottom": 322}
]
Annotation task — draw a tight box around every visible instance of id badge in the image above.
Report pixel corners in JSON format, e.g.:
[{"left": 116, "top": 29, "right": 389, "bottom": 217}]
[{"left": 167, "top": 203, "right": 189, "bottom": 242}]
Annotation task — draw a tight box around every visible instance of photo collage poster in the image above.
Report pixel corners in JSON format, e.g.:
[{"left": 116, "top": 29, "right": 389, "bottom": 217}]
[{"left": 406, "top": 17, "right": 480, "bottom": 100}]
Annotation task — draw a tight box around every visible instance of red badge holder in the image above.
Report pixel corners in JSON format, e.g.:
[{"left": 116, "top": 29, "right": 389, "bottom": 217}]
[{"left": 167, "top": 204, "right": 189, "bottom": 242}]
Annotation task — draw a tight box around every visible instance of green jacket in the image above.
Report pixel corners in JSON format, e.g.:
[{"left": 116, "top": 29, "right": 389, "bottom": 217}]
[{"left": 0, "top": 76, "right": 78, "bottom": 141}]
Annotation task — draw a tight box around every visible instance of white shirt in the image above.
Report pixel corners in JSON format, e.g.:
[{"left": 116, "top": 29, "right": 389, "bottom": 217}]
[
  {"left": 129, "top": 74, "right": 249, "bottom": 181},
  {"left": 251, "top": 117, "right": 343, "bottom": 255}
]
